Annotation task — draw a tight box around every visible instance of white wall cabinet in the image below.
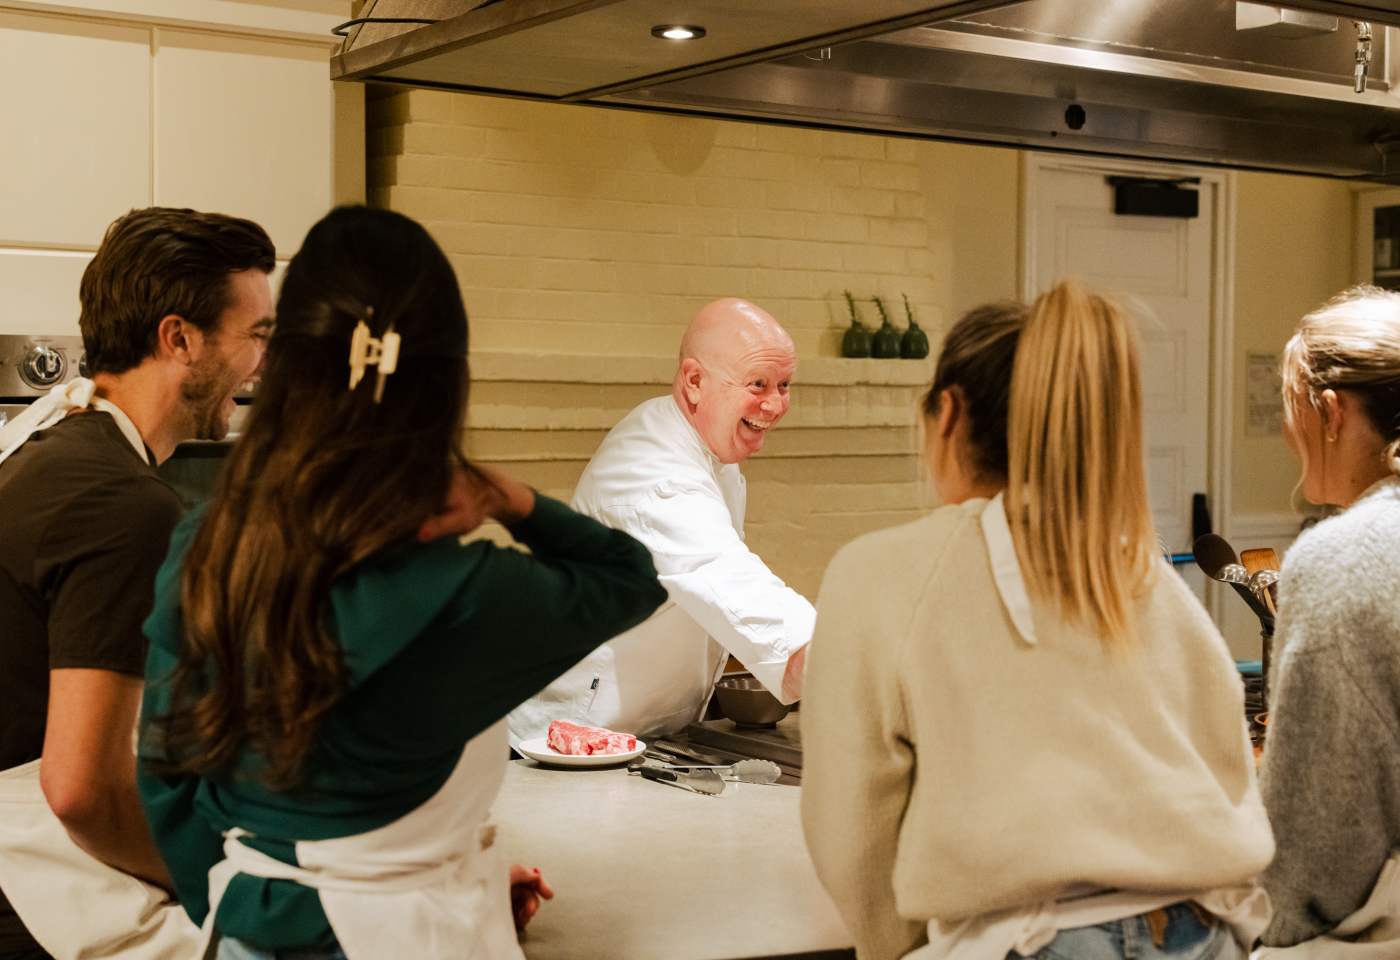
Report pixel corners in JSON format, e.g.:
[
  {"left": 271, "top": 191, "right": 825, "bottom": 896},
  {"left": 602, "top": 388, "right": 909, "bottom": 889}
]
[
  {"left": 0, "top": 14, "right": 151, "bottom": 250},
  {"left": 0, "top": 2, "right": 355, "bottom": 336},
  {"left": 0, "top": 251, "right": 94, "bottom": 335},
  {"left": 155, "top": 30, "right": 335, "bottom": 257}
]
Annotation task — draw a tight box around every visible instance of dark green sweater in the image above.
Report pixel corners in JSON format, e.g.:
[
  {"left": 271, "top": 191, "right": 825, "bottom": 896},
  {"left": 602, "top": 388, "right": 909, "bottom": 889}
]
[{"left": 137, "top": 494, "right": 666, "bottom": 949}]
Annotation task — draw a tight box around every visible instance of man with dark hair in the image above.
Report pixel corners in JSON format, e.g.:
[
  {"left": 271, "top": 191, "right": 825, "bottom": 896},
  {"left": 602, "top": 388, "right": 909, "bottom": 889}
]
[{"left": 0, "top": 207, "right": 275, "bottom": 960}]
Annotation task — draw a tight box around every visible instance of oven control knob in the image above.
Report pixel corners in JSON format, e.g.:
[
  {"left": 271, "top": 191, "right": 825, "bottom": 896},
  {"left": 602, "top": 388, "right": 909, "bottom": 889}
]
[
  {"left": 77, "top": 353, "right": 88, "bottom": 378},
  {"left": 20, "top": 345, "right": 64, "bottom": 388}
]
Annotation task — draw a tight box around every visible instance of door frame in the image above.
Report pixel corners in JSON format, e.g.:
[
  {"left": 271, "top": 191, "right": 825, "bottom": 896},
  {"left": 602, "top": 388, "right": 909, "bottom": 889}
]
[
  {"left": 1020, "top": 152, "right": 1237, "bottom": 623},
  {"left": 1353, "top": 184, "right": 1400, "bottom": 286}
]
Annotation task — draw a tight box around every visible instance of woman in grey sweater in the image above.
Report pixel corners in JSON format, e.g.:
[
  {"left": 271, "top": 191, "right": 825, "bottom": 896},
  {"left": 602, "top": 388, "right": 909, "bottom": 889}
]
[{"left": 1258, "top": 286, "right": 1400, "bottom": 953}]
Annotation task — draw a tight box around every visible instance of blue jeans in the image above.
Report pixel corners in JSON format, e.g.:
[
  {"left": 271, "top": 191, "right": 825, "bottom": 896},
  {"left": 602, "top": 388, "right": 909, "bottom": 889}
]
[
  {"left": 1014, "top": 903, "right": 1244, "bottom": 960},
  {"left": 215, "top": 937, "right": 346, "bottom": 960}
]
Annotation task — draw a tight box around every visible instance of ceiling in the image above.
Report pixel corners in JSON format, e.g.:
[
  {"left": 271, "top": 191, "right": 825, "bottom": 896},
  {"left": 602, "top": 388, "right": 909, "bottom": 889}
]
[{"left": 334, "top": 0, "right": 1400, "bottom": 180}]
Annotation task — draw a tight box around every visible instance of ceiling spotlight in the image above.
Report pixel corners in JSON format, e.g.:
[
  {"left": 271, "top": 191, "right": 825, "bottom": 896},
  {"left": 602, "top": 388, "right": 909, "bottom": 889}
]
[{"left": 652, "top": 25, "right": 706, "bottom": 40}]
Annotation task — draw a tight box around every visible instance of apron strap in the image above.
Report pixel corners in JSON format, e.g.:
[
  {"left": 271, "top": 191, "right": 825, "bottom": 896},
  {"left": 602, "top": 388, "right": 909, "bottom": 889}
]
[
  {"left": 89, "top": 396, "right": 149, "bottom": 465},
  {"left": 218, "top": 825, "right": 494, "bottom": 896},
  {"left": 0, "top": 379, "right": 148, "bottom": 468}
]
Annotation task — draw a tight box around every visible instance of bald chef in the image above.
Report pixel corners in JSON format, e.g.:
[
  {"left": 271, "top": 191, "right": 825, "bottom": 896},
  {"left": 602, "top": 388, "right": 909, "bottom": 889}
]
[{"left": 508, "top": 298, "right": 813, "bottom": 746}]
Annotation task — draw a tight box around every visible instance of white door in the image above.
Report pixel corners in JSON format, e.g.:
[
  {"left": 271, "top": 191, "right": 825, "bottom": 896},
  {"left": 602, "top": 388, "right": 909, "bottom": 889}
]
[{"left": 1024, "top": 154, "right": 1226, "bottom": 602}]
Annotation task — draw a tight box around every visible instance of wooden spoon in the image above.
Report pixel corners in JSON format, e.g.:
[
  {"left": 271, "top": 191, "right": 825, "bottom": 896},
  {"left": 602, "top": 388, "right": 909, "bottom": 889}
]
[
  {"left": 1240, "top": 548, "right": 1280, "bottom": 616},
  {"left": 1240, "top": 547, "right": 1282, "bottom": 713}
]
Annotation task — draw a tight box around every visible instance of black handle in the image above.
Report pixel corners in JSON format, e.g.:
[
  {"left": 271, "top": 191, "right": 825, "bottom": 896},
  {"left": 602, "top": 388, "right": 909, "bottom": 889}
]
[
  {"left": 1191, "top": 493, "right": 1212, "bottom": 543},
  {"left": 638, "top": 766, "right": 679, "bottom": 785}
]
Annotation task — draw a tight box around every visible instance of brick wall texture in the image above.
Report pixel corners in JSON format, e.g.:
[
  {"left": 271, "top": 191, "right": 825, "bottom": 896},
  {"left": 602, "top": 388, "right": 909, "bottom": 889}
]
[{"left": 366, "top": 87, "right": 1021, "bottom": 599}]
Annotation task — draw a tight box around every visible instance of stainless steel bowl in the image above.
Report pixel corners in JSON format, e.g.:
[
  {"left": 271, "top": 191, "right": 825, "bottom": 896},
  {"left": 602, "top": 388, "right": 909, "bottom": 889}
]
[{"left": 714, "top": 676, "right": 791, "bottom": 728}]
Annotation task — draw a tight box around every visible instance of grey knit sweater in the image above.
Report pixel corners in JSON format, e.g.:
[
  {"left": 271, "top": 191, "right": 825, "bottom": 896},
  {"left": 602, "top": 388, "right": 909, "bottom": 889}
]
[{"left": 1260, "top": 476, "right": 1400, "bottom": 947}]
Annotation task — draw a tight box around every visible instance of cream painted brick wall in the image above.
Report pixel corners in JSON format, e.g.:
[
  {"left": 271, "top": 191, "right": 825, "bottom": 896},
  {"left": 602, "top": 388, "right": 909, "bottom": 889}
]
[
  {"left": 367, "top": 88, "right": 945, "bottom": 358},
  {"left": 368, "top": 87, "right": 1017, "bottom": 600}
]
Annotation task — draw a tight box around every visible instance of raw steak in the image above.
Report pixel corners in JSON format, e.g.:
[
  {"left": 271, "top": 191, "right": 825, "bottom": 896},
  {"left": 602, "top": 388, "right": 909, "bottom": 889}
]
[{"left": 547, "top": 720, "right": 637, "bottom": 756}]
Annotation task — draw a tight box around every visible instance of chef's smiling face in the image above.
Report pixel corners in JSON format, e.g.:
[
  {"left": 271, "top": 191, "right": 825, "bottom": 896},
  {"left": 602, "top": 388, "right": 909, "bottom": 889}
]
[
  {"left": 675, "top": 300, "right": 797, "bottom": 465},
  {"left": 691, "top": 348, "right": 795, "bottom": 464},
  {"left": 180, "top": 268, "right": 274, "bottom": 441}
]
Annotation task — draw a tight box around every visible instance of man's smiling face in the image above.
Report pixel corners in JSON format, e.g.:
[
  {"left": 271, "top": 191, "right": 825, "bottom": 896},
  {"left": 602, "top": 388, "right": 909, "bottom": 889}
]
[
  {"left": 180, "top": 267, "right": 274, "bottom": 441},
  {"left": 675, "top": 299, "right": 796, "bottom": 465}
]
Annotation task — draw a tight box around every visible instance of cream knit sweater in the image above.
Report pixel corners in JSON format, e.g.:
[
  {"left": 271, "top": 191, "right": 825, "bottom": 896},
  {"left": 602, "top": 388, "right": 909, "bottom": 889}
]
[{"left": 801, "top": 498, "right": 1275, "bottom": 960}]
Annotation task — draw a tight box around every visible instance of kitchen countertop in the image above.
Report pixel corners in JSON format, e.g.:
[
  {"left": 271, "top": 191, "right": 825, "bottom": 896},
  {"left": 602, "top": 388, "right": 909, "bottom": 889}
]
[{"left": 493, "top": 759, "right": 853, "bottom": 960}]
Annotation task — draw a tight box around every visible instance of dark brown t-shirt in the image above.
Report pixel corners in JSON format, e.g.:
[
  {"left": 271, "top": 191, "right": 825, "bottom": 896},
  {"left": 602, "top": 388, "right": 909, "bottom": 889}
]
[{"left": 0, "top": 411, "right": 182, "bottom": 954}]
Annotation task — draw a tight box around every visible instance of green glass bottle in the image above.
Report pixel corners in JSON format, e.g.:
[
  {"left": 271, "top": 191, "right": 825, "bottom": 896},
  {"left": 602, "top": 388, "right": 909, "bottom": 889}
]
[
  {"left": 900, "top": 294, "right": 930, "bottom": 359},
  {"left": 871, "top": 296, "right": 901, "bottom": 359},
  {"left": 841, "top": 290, "right": 871, "bottom": 358}
]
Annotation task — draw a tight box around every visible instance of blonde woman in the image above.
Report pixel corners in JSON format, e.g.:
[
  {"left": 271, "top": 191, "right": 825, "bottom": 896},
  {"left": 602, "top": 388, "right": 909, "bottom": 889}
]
[
  {"left": 801, "top": 282, "right": 1274, "bottom": 960},
  {"left": 1256, "top": 287, "right": 1400, "bottom": 955}
]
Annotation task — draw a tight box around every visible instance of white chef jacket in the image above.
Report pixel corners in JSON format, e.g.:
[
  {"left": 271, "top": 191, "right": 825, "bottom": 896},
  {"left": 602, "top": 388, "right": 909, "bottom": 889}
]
[{"left": 506, "top": 395, "right": 814, "bottom": 747}]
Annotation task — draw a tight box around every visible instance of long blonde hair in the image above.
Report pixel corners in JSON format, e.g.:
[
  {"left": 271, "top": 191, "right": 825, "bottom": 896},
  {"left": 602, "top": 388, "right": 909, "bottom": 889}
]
[
  {"left": 1005, "top": 281, "right": 1158, "bottom": 644},
  {"left": 1281, "top": 286, "right": 1400, "bottom": 477}
]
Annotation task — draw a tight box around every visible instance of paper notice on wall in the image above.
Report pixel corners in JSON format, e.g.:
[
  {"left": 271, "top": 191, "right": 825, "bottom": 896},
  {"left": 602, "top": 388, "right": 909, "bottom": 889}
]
[{"left": 1246, "top": 353, "right": 1284, "bottom": 438}]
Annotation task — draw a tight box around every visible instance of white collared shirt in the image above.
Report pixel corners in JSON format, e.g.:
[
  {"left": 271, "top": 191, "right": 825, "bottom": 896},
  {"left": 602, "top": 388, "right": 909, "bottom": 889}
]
[
  {"left": 979, "top": 491, "right": 1036, "bottom": 646},
  {"left": 506, "top": 396, "right": 815, "bottom": 746}
]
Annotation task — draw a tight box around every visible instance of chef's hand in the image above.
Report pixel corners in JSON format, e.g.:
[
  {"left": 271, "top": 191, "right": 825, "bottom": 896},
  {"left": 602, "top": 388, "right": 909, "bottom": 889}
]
[
  {"left": 780, "top": 643, "right": 808, "bottom": 704},
  {"left": 418, "top": 465, "right": 536, "bottom": 542},
  {"left": 509, "top": 864, "right": 554, "bottom": 932}
]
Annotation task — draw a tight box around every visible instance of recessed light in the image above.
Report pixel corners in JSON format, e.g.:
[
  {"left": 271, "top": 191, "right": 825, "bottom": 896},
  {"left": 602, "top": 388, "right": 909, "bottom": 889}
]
[{"left": 651, "top": 25, "right": 706, "bottom": 40}]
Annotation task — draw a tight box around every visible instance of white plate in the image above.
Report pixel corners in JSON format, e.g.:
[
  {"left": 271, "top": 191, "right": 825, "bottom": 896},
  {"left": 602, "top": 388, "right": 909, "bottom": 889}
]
[{"left": 516, "top": 737, "right": 646, "bottom": 767}]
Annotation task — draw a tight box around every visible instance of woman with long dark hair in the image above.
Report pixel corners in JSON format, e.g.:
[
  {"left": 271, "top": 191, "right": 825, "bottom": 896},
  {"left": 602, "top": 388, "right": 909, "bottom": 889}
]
[
  {"left": 136, "top": 206, "right": 666, "bottom": 960},
  {"left": 801, "top": 283, "right": 1273, "bottom": 960}
]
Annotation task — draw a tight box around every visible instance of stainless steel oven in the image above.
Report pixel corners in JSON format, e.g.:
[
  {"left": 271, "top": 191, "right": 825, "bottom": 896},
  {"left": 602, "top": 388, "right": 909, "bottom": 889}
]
[{"left": 0, "top": 334, "right": 87, "bottom": 427}]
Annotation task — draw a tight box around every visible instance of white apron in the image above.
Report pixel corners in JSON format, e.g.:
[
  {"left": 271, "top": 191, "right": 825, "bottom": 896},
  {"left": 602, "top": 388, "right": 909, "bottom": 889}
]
[
  {"left": 203, "top": 720, "right": 524, "bottom": 960},
  {"left": 0, "top": 380, "right": 203, "bottom": 960},
  {"left": 0, "top": 762, "right": 202, "bottom": 960},
  {"left": 1252, "top": 854, "right": 1400, "bottom": 959},
  {"left": 905, "top": 883, "right": 1272, "bottom": 960}
]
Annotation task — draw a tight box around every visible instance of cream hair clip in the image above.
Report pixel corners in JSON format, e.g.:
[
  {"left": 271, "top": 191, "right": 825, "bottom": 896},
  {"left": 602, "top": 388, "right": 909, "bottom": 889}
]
[{"left": 349, "top": 318, "right": 400, "bottom": 404}]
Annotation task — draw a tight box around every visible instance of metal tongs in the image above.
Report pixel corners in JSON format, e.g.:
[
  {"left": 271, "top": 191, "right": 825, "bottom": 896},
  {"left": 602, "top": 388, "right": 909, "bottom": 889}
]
[
  {"left": 671, "top": 759, "right": 782, "bottom": 784},
  {"left": 628, "top": 758, "right": 782, "bottom": 785},
  {"left": 628, "top": 764, "right": 726, "bottom": 796}
]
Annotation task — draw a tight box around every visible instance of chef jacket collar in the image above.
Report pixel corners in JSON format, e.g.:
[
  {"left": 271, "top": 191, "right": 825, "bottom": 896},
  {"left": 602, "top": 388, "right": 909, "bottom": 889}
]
[
  {"left": 664, "top": 394, "right": 725, "bottom": 470},
  {"left": 979, "top": 491, "right": 1038, "bottom": 646}
]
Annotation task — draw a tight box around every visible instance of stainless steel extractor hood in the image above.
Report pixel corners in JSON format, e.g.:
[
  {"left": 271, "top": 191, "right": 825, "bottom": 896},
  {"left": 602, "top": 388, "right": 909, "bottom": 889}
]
[{"left": 333, "top": 0, "right": 1400, "bottom": 181}]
